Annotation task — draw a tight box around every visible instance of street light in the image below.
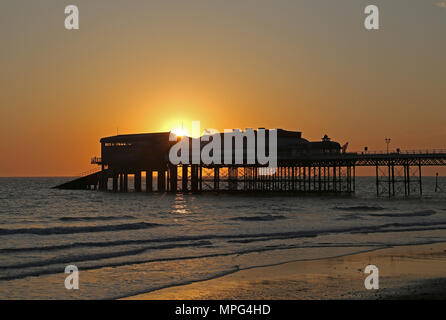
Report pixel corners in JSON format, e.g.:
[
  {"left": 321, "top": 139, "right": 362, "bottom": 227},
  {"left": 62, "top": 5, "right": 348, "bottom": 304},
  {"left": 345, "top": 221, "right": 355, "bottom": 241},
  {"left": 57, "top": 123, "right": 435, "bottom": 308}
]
[{"left": 385, "top": 138, "right": 391, "bottom": 154}]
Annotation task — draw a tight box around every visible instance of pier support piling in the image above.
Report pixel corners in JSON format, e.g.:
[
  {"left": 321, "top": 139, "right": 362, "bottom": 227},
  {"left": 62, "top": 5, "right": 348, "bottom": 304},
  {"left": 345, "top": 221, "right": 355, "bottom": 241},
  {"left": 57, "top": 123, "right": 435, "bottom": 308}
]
[
  {"left": 182, "top": 165, "right": 188, "bottom": 192},
  {"left": 146, "top": 170, "right": 153, "bottom": 192},
  {"left": 123, "top": 173, "right": 128, "bottom": 192},
  {"left": 134, "top": 171, "right": 142, "bottom": 192},
  {"left": 169, "top": 166, "right": 178, "bottom": 192},
  {"left": 112, "top": 174, "right": 118, "bottom": 192},
  {"left": 158, "top": 170, "right": 166, "bottom": 192}
]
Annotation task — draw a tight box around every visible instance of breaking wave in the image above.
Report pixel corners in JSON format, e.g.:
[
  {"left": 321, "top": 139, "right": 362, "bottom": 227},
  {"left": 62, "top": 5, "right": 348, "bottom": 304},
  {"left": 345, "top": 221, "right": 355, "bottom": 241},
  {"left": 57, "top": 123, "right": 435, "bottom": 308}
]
[
  {"left": 333, "top": 205, "right": 385, "bottom": 211},
  {"left": 58, "top": 215, "right": 136, "bottom": 222},
  {"left": 367, "top": 210, "right": 436, "bottom": 218},
  {"left": 230, "top": 215, "right": 286, "bottom": 222},
  {"left": 0, "top": 222, "right": 164, "bottom": 236}
]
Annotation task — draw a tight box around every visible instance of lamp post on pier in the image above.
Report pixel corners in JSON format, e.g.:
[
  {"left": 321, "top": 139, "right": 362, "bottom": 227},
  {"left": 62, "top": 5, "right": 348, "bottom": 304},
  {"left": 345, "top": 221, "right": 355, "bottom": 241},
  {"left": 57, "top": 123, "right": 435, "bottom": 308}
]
[{"left": 385, "top": 138, "right": 391, "bottom": 154}]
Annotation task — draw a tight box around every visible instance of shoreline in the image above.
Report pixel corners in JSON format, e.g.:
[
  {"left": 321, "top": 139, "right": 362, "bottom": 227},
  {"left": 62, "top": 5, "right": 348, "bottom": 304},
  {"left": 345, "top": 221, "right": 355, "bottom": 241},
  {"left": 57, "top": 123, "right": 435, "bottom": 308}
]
[{"left": 122, "top": 242, "right": 446, "bottom": 300}]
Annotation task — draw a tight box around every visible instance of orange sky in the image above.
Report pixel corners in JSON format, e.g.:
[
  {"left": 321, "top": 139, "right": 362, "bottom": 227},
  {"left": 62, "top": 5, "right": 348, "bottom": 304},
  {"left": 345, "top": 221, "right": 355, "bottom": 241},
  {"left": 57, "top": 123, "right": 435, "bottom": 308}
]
[{"left": 0, "top": 1, "right": 445, "bottom": 176}]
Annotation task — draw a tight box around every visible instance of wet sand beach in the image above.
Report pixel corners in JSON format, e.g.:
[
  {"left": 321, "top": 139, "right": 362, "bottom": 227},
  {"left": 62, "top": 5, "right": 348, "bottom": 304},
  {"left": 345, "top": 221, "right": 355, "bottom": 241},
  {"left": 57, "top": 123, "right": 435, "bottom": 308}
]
[{"left": 124, "top": 243, "right": 446, "bottom": 300}]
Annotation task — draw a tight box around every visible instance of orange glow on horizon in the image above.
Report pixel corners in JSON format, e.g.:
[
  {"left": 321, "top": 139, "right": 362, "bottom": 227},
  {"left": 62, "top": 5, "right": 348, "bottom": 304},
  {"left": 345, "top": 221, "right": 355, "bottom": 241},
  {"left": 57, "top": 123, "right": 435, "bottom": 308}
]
[{"left": 1, "top": 1, "right": 445, "bottom": 177}]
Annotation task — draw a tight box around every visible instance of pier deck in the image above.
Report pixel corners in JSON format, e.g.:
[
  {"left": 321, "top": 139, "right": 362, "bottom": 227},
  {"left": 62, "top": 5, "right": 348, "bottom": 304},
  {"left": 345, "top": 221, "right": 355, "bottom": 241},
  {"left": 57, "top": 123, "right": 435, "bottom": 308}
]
[{"left": 56, "top": 150, "right": 446, "bottom": 197}]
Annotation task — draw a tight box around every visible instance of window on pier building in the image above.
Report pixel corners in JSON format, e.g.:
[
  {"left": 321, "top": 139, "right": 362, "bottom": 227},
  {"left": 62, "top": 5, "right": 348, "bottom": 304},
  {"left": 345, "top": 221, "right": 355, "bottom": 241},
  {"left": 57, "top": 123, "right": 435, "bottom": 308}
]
[{"left": 104, "top": 142, "right": 133, "bottom": 147}]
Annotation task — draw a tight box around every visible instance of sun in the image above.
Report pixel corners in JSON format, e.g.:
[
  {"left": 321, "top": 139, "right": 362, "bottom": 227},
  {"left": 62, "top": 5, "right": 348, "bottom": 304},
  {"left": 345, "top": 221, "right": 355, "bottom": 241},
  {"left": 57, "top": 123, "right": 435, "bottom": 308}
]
[{"left": 170, "top": 127, "right": 189, "bottom": 137}]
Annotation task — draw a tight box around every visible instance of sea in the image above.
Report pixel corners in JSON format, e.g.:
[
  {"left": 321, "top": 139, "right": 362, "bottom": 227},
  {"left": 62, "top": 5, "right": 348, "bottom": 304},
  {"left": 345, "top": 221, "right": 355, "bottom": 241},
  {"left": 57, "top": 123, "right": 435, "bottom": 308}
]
[{"left": 1, "top": 177, "right": 446, "bottom": 299}]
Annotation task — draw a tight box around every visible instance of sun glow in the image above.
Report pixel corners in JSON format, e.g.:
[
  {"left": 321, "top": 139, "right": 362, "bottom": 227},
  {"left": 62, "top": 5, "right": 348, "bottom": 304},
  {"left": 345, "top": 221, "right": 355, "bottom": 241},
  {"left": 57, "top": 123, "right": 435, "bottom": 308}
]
[{"left": 170, "top": 127, "right": 189, "bottom": 137}]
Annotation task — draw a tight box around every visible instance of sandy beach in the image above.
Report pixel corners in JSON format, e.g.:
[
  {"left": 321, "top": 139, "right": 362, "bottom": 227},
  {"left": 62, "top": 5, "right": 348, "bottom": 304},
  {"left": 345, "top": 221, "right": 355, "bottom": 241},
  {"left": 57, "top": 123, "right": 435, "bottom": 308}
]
[{"left": 124, "top": 242, "right": 446, "bottom": 300}]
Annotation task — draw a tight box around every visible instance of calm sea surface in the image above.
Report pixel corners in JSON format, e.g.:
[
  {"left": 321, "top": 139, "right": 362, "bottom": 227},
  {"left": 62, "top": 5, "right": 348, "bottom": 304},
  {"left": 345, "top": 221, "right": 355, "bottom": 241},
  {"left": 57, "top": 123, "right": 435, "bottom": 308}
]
[{"left": 1, "top": 177, "right": 446, "bottom": 299}]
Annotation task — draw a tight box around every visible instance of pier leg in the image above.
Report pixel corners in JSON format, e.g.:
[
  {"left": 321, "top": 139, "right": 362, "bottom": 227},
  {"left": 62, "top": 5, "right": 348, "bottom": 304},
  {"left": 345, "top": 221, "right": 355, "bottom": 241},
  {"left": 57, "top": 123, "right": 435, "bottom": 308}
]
[
  {"left": 214, "top": 167, "right": 219, "bottom": 191},
  {"left": 291, "top": 166, "right": 295, "bottom": 191},
  {"left": 158, "top": 170, "right": 166, "bottom": 192},
  {"left": 407, "top": 166, "right": 410, "bottom": 196},
  {"left": 123, "top": 173, "right": 128, "bottom": 192},
  {"left": 199, "top": 166, "right": 203, "bottom": 192},
  {"left": 375, "top": 165, "right": 379, "bottom": 197},
  {"left": 169, "top": 166, "right": 177, "bottom": 192},
  {"left": 119, "top": 173, "right": 124, "bottom": 192},
  {"left": 338, "top": 167, "right": 342, "bottom": 192},
  {"left": 327, "top": 166, "right": 330, "bottom": 192},
  {"left": 404, "top": 165, "right": 408, "bottom": 196},
  {"left": 228, "top": 167, "right": 236, "bottom": 191},
  {"left": 182, "top": 165, "right": 188, "bottom": 192},
  {"left": 191, "top": 165, "right": 198, "bottom": 193},
  {"left": 260, "top": 168, "right": 263, "bottom": 191},
  {"left": 146, "top": 170, "right": 153, "bottom": 192},
  {"left": 255, "top": 167, "right": 258, "bottom": 191},
  {"left": 333, "top": 166, "right": 337, "bottom": 192},
  {"left": 135, "top": 171, "right": 142, "bottom": 192},
  {"left": 435, "top": 173, "right": 439, "bottom": 193},
  {"left": 418, "top": 164, "right": 422, "bottom": 196},
  {"left": 308, "top": 166, "right": 312, "bottom": 191},
  {"left": 346, "top": 166, "right": 350, "bottom": 193},
  {"left": 112, "top": 174, "right": 118, "bottom": 192},
  {"left": 99, "top": 172, "right": 108, "bottom": 191},
  {"left": 353, "top": 165, "right": 356, "bottom": 193},
  {"left": 391, "top": 164, "right": 395, "bottom": 196},
  {"left": 388, "top": 163, "right": 391, "bottom": 198}
]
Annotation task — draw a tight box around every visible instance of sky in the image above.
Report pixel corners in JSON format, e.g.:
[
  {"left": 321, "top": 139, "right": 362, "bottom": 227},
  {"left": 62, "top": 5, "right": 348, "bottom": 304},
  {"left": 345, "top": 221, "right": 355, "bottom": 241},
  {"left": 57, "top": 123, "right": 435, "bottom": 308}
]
[{"left": 0, "top": 0, "right": 445, "bottom": 176}]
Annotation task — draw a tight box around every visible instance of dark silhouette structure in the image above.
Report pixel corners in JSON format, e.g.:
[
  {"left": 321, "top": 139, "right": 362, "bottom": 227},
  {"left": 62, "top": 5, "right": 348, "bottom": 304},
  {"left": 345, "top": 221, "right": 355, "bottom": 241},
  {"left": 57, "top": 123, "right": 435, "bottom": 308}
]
[{"left": 55, "top": 129, "right": 446, "bottom": 197}]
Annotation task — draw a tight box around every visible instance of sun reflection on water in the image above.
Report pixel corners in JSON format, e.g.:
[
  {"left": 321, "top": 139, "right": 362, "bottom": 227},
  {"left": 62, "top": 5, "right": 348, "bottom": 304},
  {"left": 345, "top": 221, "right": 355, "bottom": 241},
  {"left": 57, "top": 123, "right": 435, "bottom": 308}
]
[{"left": 171, "top": 194, "right": 191, "bottom": 215}]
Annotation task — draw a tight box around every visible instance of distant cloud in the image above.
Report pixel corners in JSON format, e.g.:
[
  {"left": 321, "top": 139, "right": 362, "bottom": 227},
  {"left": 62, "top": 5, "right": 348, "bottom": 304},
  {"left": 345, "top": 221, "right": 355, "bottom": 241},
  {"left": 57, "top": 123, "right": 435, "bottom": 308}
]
[{"left": 436, "top": 1, "right": 446, "bottom": 8}]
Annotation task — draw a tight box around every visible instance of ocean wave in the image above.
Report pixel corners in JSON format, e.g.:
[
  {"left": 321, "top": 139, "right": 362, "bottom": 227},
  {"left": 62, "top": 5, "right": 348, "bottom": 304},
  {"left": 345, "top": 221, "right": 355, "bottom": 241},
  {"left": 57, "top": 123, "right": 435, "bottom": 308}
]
[
  {"left": 367, "top": 210, "right": 436, "bottom": 218},
  {"left": 3, "top": 219, "right": 446, "bottom": 254},
  {"left": 0, "top": 233, "right": 301, "bottom": 253},
  {"left": 2, "top": 219, "right": 446, "bottom": 281},
  {"left": 0, "top": 222, "right": 164, "bottom": 236},
  {"left": 333, "top": 205, "right": 385, "bottom": 211},
  {"left": 350, "top": 220, "right": 446, "bottom": 234},
  {"left": 229, "top": 215, "right": 286, "bottom": 222},
  {"left": 58, "top": 215, "right": 136, "bottom": 222},
  {"left": 0, "top": 240, "right": 212, "bottom": 271},
  {"left": 336, "top": 213, "right": 364, "bottom": 221},
  {"left": 0, "top": 242, "right": 370, "bottom": 281}
]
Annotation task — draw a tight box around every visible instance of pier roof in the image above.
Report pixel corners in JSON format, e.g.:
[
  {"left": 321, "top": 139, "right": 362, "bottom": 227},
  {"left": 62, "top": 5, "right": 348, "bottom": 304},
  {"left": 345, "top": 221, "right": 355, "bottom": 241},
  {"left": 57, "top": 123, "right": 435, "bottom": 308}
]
[{"left": 100, "top": 132, "right": 170, "bottom": 143}]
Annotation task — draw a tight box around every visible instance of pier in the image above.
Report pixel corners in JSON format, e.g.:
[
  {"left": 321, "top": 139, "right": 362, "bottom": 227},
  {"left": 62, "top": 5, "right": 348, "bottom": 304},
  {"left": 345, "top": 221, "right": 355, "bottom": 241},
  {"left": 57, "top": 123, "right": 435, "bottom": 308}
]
[{"left": 54, "top": 130, "right": 446, "bottom": 197}]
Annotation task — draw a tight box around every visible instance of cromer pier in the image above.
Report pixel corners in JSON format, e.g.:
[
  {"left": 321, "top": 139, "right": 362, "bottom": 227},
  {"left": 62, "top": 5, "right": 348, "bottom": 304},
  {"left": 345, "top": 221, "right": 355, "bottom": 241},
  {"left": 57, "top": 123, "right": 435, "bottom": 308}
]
[{"left": 55, "top": 129, "right": 446, "bottom": 197}]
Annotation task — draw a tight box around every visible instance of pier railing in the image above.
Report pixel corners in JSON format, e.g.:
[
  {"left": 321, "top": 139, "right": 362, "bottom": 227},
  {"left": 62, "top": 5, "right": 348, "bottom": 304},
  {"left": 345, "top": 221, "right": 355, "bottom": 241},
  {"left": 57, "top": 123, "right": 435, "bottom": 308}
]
[
  {"left": 353, "top": 149, "right": 446, "bottom": 155},
  {"left": 79, "top": 167, "right": 102, "bottom": 177},
  {"left": 91, "top": 157, "right": 102, "bottom": 165}
]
